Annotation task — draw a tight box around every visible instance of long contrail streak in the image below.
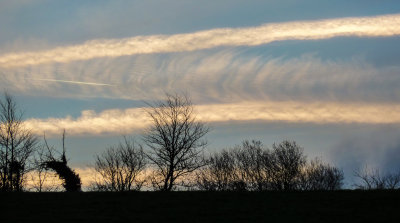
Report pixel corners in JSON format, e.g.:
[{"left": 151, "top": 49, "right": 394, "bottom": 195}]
[
  {"left": 1, "top": 13, "right": 400, "bottom": 67},
  {"left": 26, "top": 78, "right": 115, "bottom": 86}
]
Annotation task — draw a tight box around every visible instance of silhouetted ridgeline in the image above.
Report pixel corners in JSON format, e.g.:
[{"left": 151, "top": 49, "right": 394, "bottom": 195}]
[{"left": 1, "top": 191, "right": 400, "bottom": 223}]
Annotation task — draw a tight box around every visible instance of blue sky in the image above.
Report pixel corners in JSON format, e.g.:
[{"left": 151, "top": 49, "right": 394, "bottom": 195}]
[{"left": 1, "top": 0, "right": 400, "bottom": 186}]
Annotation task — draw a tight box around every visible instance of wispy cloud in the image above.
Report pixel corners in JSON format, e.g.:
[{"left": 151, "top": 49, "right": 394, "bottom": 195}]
[
  {"left": 3, "top": 52, "right": 399, "bottom": 103},
  {"left": 1, "top": 13, "right": 400, "bottom": 67},
  {"left": 24, "top": 101, "right": 400, "bottom": 136}
]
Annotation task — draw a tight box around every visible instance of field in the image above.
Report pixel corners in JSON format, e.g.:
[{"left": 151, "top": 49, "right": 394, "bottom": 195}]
[{"left": 1, "top": 191, "right": 399, "bottom": 222}]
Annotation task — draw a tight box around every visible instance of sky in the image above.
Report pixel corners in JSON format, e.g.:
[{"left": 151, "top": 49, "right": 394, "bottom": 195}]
[{"left": 1, "top": 0, "right": 400, "bottom": 187}]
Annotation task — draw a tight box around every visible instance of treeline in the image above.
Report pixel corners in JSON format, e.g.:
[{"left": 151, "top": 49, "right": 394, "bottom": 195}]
[
  {"left": 195, "top": 140, "right": 343, "bottom": 191},
  {"left": 89, "top": 139, "right": 344, "bottom": 191},
  {"left": 89, "top": 138, "right": 399, "bottom": 191},
  {"left": 1, "top": 93, "right": 399, "bottom": 192}
]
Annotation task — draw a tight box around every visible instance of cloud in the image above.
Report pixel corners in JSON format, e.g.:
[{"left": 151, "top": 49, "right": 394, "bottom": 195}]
[
  {"left": 24, "top": 101, "right": 400, "bottom": 136},
  {"left": 26, "top": 78, "right": 115, "bottom": 86},
  {"left": 1, "top": 13, "right": 400, "bottom": 67},
  {"left": 2, "top": 51, "right": 399, "bottom": 103}
]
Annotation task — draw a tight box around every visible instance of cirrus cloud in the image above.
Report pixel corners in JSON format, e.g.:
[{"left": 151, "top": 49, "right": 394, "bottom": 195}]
[
  {"left": 24, "top": 101, "right": 400, "bottom": 136},
  {"left": 2, "top": 52, "right": 399, "bottom": 103},
  {"left": 1, "top": 13, "right": 400, "bottom": 67}
]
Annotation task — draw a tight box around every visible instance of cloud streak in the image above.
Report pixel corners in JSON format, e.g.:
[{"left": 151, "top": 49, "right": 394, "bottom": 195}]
[
  {"left": 24, "top": 101, "right": 400, "bottom": 136},
  {"left": 1, "top": 13, "right": 400, "bottom": 67},
  {"left": 3, "top": 52, "right": 399, "bottom": 103},
  {"left": 26, "top": 78, "right": 115, "bottom": 86}
]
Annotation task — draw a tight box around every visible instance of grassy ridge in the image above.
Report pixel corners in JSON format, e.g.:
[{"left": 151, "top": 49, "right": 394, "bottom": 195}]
[{"left": 1, "top": 191, "right": 399, "bottom": 222}]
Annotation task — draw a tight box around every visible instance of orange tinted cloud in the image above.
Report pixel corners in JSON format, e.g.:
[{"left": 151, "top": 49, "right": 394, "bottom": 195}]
[
  {"left": 1, "top": 13, "right": 400, "bottom": 67},
  {"left": 24, "top": 101, "right": 400, "bottom": 136}
]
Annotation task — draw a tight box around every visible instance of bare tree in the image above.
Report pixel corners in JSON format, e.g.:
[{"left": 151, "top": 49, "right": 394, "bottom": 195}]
[
  {"left": 197, "top": 140, "right": 306, "bottom": 191},
  {"left": 41, "top": 130, "right": 81, "bottom": 192},
  {"left": 269, "top": 140, "right": 306, "bottom": 191},
  {"left": 0, "top": 93, "right": 38, "bottom": 191},
  {"left": 233, "top": 140, "right": 272, "bottom": 191},
  {"left": 196, "top": 140, "right": 344, "bottom": 192},
  {"left": 299, "top": 158, "right": 344, "bottom": 190},
  {"left": 93, "top": 138, "right": 147, "bottom": 191},
  {"left": 30, "top": 148, "right": 52, "bottom": 192},
  {"left": 143, "top": 93, "right": 209, "bottom": 191},
  {"left": 196, "top": 149, "right": 239, "bottom": 191},
  {"left": 197, "top": 140, "right": 272, "bottom": 191},
  {"left": 354, "top": 167, "right": 400, "bottom": 190}
]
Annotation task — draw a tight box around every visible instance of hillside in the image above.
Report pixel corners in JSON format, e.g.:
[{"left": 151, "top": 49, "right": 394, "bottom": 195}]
[{"left": 1, "top": 191, "right": 399, "bottom": 222}]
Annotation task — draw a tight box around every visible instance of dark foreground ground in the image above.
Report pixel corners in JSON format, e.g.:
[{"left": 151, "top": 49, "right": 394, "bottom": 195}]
[{"left": 1, "top": 191, "right": 399, "bottom": 223}]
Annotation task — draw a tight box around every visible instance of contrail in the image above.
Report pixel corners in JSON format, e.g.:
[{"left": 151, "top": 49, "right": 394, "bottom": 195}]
[
  {"left": 1, "top": 13, "right": 400, "bottom": 67},
  {"left": 26, "top": 78, "right": 115, "bottom": 86}
]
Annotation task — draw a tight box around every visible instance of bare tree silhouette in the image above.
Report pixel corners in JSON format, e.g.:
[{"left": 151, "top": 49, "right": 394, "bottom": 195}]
[
  {"left": 197, "top": 140, "right": 344, "bottom": 191},
  {"left": 92, "top": 137, "right": 147, "bottom": 191},
  {"left": 269, "top": 140, "right": 306, "bottom": 191},
  {"left": 143, "top": 93, "right": 209, "bottom": 191},
  {"left": 0, "top": 93, "right": 38, "bottom": 191},
  {"left": 354, "top": 166, "right": 400, "bottom": 190},
  {"left": 233, "top": 140, "right": 272, "bottom": 191},
  {"left": 30, "top": 147, "right": 61, "bottom": 192},
  {"left": 299, "top": 158, "right": 344, "bottom": 190},
  {"left": 41, "top": 130, "right": 81, "bottom": 192},
  {"left": 196, "top": 149, "right": 239, "bottom": 191},
  {"left": 197, "top": 140, "right": 273, "bottom": 191}
]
